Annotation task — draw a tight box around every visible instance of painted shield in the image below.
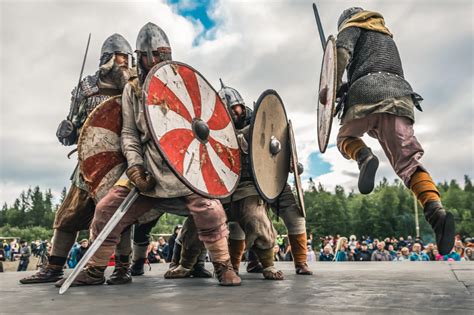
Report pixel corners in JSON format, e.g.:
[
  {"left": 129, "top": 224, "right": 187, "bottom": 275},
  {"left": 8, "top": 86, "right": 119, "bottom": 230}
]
[
  {"left": 249, "top": 90, "right": 290, "bottom": 203},
  {"left": 143, "top": 61, "right": 240, "bottom": 199},
  {"left": 317, "top": 35, "right": 337, "bottom": 153},
  {"left": 78, "top": 96, "right": 127, "bottom": 202},
  {"left": 288, "top": 120, "right": 306, "bottom": 218}
]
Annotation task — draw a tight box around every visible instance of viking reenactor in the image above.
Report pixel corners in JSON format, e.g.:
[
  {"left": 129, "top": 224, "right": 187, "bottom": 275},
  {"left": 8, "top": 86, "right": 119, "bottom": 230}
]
[
  {"left": 55, "top": 22, "right": 241, "bottom": 288},
  {"left": 331, "top": 7, "right": 455, "bottom": 254},
  {"left": 245, "top": 183, "right": 313, "bottom": 275},
  {"left": 20, "top": 33, "right": 134, "bottom": 284},
  {"left": 218, "top": 84, "right": 312, "bottom": 276},
  {"left": 167, "top": 84, "right": 313, "bottom": 279}
]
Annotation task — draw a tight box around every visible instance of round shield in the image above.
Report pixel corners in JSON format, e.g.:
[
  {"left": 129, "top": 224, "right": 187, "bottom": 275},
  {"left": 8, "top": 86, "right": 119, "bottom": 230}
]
[
  {"left": 249, "top": 90, "right": 290, "bottom": 203},
  {"left": 317, "top": 35, "right": 337, "bottom": 153},
  {"left": 143, "top": 61, "right": 240, "bottom": 198},
  {"left": 288, "top": 120, "right": 306, "bottom": 218},
  {"left": 78, "top": 96, "right": 127, "bottom": 202}
]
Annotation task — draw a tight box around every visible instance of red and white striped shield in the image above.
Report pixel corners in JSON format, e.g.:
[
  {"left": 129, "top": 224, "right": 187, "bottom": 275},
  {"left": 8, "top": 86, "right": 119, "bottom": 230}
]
[
  {"left": 143, "top": 61, "right": 240, "bottom": 198},
  {"left": 78, "top": 96, "right": 127, "bottom": 202}
]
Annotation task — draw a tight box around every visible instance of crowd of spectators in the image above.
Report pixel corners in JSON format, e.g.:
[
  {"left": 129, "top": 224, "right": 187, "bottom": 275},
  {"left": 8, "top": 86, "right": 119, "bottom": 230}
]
[
  {"left": 0, "top": 239, "right": 51, "bottom": 272},
  {"left": 309, "top": 234, "right": 474, "bottom": 262}
]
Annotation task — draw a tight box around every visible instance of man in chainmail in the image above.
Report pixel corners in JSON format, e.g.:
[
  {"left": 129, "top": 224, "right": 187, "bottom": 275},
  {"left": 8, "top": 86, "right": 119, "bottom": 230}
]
[
  {"left": 165, "top": 82, "right": 283, "bottom": 281},
  {"left": 55, "top": 22, "right": 241, "bottom": 288},
  {"left": 166, "top": 84, "right": 313, "bottom": 279},
  {"left": 332, "top": 7, "right": 455, "bottom": 255},
  {"left": 20, "top": 33, "right": 134, "bottom": 284}
]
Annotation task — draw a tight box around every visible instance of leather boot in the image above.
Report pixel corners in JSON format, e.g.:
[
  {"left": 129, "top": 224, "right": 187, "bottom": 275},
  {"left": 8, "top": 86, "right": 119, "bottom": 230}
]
[
  {"left": 19, "top": 264, "right": 64, "bottom": 284},
  {"left": 254, "top": 248, "right": 284, "bottom": 280},
  {"left": 295, "top": 263, "right": 313, "bottom": 275},
  {"left": 424, "top": 201, "right": 455, "bottom": 255},
  {"left": 288, "top": 233, "right": 313, "bottom": 275},
  {"left": 356, "top": 147, "right": 379, "bottom": 194},
  {"left": 262, "top": 266, "right": 285, "bottom": 280},
  {"left": 213, "top": 260, "right": 241, "bottom": 286},
  {"left": 107, "top": 255, "right": 132, "bottom": 285},
  {"left": 229, "top": 239, "right": 245, "bottom": 273},
  {"left": 131, "top": 258, "right": 145, "bottom": 276},
  {"left": 191, "top": 263, "right": 212, "bottom": 278},
  {"left": 164, "top": 265, "right": 192, "bottom": 279},
  {"left": 55, "top": 266, "right": 106, "bottom": 287}
]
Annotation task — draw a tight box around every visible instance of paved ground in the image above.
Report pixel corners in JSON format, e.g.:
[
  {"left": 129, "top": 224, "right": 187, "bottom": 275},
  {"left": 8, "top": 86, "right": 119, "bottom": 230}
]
[{"left": 1, "top": 262, "right": 473, "bottom": 314}]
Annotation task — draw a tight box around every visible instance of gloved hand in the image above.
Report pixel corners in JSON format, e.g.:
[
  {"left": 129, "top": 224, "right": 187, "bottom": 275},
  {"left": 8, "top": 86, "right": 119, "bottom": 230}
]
[
  {"left": 336, "top": 82, "right": 349, "bottom": 99},
  {"left": 126, "top": 165, "right": 156, "bottom": 192},
  {"left": 56, "top": 119, "right": 77, "bottom": 146}
]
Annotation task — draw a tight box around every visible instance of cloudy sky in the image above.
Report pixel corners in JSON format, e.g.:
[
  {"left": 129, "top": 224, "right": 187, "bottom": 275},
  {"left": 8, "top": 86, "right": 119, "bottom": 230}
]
[{"left": 1, "top": 0, "right": 473, "bottom": 205}]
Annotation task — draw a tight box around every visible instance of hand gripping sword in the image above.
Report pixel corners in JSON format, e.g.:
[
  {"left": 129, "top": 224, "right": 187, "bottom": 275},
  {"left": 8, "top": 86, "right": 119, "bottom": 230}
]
[
  {"left": 312, "top": 3, "right": 326, "bottom": 51},
  {"left": 67, "top": 33, "right": 92, "bottom": 122},
  {"left": 59, "top": 187, "right": 139, "bottom": 295}
]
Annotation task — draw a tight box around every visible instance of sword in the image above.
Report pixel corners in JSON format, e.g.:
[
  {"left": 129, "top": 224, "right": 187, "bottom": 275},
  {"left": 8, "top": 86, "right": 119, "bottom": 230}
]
[
  {"left": 312, "top": 3, "right": 326, "bottom": 50},
  {"left": 59, "top": 187, "right": 139, "bottom": 295},
  {"left": 67, "top": 33, "right": 92, "bottom": 121}
]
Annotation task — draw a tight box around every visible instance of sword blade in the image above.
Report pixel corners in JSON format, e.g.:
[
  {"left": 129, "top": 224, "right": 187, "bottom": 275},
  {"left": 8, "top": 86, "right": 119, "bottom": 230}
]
[
  {"left": 59, "top": 187, "right": 139, "bottom": 295},
  {"left": 312, "top": 3, "right": 326, "bottom": 50}
]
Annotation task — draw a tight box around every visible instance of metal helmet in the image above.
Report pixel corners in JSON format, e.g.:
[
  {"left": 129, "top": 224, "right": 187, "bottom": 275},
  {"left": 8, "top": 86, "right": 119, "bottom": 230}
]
[
  {"left": 337, "top": 7, "right": 364, "bottom": 30},
  {"left": 218, "top": 79, "right": 249, "bottom": 129},
  {"left": 136, "top": 22, "right": 172, "bottom": 66},
  {"left": 218, "top": 79, "right": 245, "bottom": 108},
  {"left": 99, "top": 33, "right": 133, "bottom": 66}
]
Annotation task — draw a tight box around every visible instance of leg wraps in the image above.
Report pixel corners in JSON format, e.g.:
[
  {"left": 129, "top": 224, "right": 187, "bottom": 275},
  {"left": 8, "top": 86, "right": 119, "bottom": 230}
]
[
  {"left": 179, "top": 216, "right": 205, "bottom": 269},
  {"left": 229, "top": 239, "right": 246, "bottom": 269},
  {"left": 50, "top": 229, "right": 78, "bottom": 259},
  {"left": 132, "top": 244, "right": 148, "bottom": 262},
  {"left": 205, "top": 237, "right": 230, "bottom": 263},
  {"left": 115, "top": 226, "right": 132, "bottom": 257},
  {"left": 288, "top": 233, "right": 308, "bottom": 265},
  {"left": 410, "top": 170, "right": 440, "bottom": 206},
  {"left": 340, "top": 137, "right": 367, "bottom": 160},
  {"left": 253, "top": 247, "right": 275, "bottom": 269},
  {"left": 133, "top": 217, "right": 159, "bottom": 246}
]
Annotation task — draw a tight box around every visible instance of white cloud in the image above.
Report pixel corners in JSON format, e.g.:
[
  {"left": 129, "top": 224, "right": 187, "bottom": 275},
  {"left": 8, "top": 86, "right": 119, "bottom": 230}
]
[{"left": 1, "top": 0, "right": 472, "bottom": 205}]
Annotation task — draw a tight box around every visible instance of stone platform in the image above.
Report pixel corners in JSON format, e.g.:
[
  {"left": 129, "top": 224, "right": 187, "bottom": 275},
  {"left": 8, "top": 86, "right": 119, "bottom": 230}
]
[{"left": 1, "top": 262, "right": 473, "bottom": 314}]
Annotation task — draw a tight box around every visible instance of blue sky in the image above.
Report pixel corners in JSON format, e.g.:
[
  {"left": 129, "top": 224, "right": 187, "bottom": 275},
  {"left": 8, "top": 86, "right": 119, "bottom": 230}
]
[{"left": 168, "top": 0, "right": 216, "bottom": 43}]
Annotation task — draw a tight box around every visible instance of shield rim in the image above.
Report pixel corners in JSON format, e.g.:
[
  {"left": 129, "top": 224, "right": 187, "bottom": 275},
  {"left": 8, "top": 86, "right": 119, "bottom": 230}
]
[
  {"left": 288, "top": 120, "right": 306, "bottom": 218},
  {"left": 142, "top": 60, "right": 241, "bottom": 199},
  {"left": 317, "top": 35, "right": 337, "bottom": 154},
  {"left": 77, "top": 95, "right": 125, "bottom": 200},
  {"left": 249, "top": 89, "right": 290, "bottom": 203}
]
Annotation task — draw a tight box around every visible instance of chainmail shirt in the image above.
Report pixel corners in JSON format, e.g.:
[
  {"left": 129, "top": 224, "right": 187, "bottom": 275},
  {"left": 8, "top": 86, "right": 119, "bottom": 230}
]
[{"left": 336, "top": 27, "right": 418, "bottom": 113}]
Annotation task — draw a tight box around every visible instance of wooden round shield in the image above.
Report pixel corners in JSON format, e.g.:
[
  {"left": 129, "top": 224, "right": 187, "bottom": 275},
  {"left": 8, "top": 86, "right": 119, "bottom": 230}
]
[
  {"left": 143, "top": 61, "right": 240, "bottom": 198},
  {"left": 317, "top": 35, "right": 337, "bottom": 153},
  {"left": 249, "top": 90, "right": 290, "bottom": 203},
  {"left": 288, "top": 120, "right": 306, "bottom": 218},
  {"left": 78, "top": 96, "right": 127, "bottom": 202}
]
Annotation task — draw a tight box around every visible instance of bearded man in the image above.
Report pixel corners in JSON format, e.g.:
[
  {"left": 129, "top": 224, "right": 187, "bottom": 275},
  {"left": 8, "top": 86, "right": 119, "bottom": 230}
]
[
  {"left": 20, "top": 33, "right": 134, "bottom": 284},
  {"left": 55, "top": 22, "right": 241, "bottom": 288}
]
